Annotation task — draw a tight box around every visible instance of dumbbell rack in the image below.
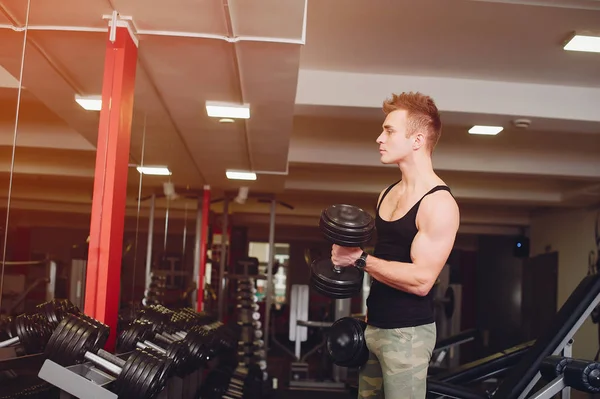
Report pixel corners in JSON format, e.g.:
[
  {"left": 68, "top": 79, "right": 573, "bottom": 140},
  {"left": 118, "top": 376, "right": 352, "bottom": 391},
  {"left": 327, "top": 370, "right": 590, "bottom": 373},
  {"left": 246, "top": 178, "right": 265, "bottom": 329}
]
[
  {"left": 230, "top": 277, "right": 267, "bottom": 397},
  {"left": 35, "top": 304, "right": 239, "bottom": 399},
  {"left": 142, "top": 273, "right": 167, "bottom": 307}
]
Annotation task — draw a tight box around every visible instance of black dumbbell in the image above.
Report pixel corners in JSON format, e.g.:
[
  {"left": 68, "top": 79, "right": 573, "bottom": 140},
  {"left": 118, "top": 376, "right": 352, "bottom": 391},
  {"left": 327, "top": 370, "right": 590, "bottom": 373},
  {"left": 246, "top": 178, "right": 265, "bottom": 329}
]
[
  {"left": 326, "top": 316, "right": 369, "bottom": 368},
  {"left": 0, "top": 313, "right": 53, "bottom": 354},
  {"left": 310, "top": 204, "right": 375, "bottom": 298}
]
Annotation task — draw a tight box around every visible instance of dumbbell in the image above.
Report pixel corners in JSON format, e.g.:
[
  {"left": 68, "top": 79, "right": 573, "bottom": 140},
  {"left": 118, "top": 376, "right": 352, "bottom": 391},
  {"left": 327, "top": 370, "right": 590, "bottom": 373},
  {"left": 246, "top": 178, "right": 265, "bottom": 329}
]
[
  {"left": 310, "top": 204, "right": 375, "bottom": 298},
  {"left": 117, "top": 319, "right": 203, "bottom": 377},
  {"left": 0, "top": 298, "right": 80, "bottom": 354},
  {"left": 118, "top": 310, "right": 237, "bottom": 374},
  {"left": 0, "top": 313, "right": 53, "bottom": 354},
  {"left": 45, "top": 313, "right": 168, "bottom": 399},
  {"left": 326, "top": 316, "right": 369, "bottom": 368}
]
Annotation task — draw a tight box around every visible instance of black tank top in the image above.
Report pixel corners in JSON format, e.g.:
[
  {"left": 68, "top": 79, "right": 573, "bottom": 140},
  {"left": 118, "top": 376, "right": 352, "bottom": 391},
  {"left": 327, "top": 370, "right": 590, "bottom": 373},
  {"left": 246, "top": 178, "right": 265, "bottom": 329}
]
[{"left": 366, "top": 181, "right": 452, "bottom": 329}]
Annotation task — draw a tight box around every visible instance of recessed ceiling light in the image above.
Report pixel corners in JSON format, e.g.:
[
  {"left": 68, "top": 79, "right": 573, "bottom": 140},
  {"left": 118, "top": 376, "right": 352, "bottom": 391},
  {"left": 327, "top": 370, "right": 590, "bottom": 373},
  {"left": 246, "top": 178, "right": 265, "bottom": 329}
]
[
  {"left": 564, "top": 34, "right": 600, "bottom": 53},
  {"left": 219, "top": 118, "right": 235, "bottom": 123},
  {"left": 75, "top": 94, "right": 102, "bottom": 111},
  {"left": 206, "top": 101, "right": 250, "bottom": 119},
  {"left": 468, "top": 125, "right": 503, "bottom": 135},
  {"left": 226, "top": 170, "right": 257, "bottom": 181},
  {"left": 136, "top": 166, "right": 172, "bottom": 176}
]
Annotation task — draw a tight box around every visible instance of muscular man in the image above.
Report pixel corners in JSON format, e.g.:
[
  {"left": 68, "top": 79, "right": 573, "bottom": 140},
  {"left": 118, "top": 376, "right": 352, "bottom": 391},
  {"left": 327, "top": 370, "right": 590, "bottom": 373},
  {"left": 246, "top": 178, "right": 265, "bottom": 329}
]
[{"left": 332, "top": 92, "right": 460, "bottom": 398}]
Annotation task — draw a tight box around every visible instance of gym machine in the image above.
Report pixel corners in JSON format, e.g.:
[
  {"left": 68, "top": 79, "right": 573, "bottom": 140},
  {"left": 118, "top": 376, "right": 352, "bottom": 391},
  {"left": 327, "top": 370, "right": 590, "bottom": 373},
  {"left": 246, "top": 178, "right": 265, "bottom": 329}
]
[
  {"left": 427, "top": 272, "right": 600, "bottom": 399},
  {"left": 1, "top": 259, "right": 57, "bottom": 316},
  {"left": 284, "top": 284, "right": 351, "bottom": 391}
]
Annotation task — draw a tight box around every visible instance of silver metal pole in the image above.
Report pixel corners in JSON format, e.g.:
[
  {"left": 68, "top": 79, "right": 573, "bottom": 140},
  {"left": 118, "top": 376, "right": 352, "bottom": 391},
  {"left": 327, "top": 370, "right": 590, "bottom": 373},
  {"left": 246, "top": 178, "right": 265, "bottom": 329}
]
[
  {"left": 264, "top": 199, "right": 276, "bottom": 353},
  {"left": 145, "top": 194, "right": 156, "bottom": 289},
  {"left": 192, "top": 196, "right": 202, "bottom": 311},
  {"left": 217, "top": 197, "right": 229, "bottom": 321},
  {"left": 163, "top": 197, "right": 170, "bottom": 252},
  {"left": 182, "top": 203, "right": 188, "bottom": 257}
]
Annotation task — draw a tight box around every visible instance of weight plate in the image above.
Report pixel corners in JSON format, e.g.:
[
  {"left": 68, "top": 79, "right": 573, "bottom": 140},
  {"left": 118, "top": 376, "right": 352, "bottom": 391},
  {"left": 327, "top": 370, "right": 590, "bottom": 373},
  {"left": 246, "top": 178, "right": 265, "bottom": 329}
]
[
  {"left": 311, "top": 258, "right": 364, "bottom": 287},
  {"left": 141, "top": 350, "right": 168, "bottom": 399},
  {"left": 61, "top": 317, "right": 90, "bottom": 366},
  {"left": 319, "top": 215, "right": 374, "bottom": 239},
  {"left": 311, "top": 279, "right": 361, "bottom": 299},
  {"left": 321, "top": 228, "right": 372, "bottom": 247},
  {"left": 44, "top": 315, "right": 71, "bottom": 361},
  {"left": 322, "top": 204, "right": 375, "bottom": 231},
  {"left": 326, "top": 317, "right": 368, "bottom": 368},
  {"left": 115, "top": 349, "right": 142, "bottom": 397},
  {"left": 131, "top": 350, "right": 156, "bottom": 399},
  {"left": 48, "top": 314, "right": 81, "bottom": 365},
  {"left": 319, "top": 217, "right": 374, "bottom": 240},
  {"left": 310, "top": 274, "right": 362, "bottom": 297}
]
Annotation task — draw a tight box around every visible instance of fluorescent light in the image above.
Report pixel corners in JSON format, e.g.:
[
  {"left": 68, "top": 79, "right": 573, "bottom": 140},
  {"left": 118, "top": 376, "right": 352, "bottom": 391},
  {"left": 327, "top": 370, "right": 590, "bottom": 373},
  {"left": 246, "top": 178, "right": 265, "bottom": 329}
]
[
  {"left": 468, "top": 125, "right": 503, "bottom": 135},
  {"left": 226, "top": 170, "right": 257, "bottom": 180},
  {"left": 206, "top": 101, "right": 250, "bottom": 119},
  {"left": 136, "top": 166, "right": 172, "bottom": 176},
  {"left": 564, "top": 34, "right": 600, "bottom": 53},
  {"left": 75, "top": 95, "right": 102, "bottom": 111}
]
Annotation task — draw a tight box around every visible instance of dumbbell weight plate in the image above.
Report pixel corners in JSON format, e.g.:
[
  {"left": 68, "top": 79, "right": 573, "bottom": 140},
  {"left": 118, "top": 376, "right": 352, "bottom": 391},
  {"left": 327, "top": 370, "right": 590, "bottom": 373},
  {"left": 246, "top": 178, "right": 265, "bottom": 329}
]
[
  {"left": 310, "top": 259, "right": 363, "bottom": 299},
  {"left": 321, "top": 204, "right": 375, "bottom": 234},
  {"left": 320, "top": 228, "right": 372, "bottom": 247},
  {"left": 326, "top": 317, "right": 368, "bottom": 368},
  {"left": 117, "top": 321, "right": 154, "bottom": 353},
  {"left": 310, "top": 274, "right": 362, "bottom": 299},
  {"left": 164, "top": 340, "right": 190, "bottom": 377},
  {"left": 13, "top": 313, "right": 52, "bottom": 354},
  {"left": 45, "top": 314, "right": 83, "bottom": 365},
  {"left": 319, "top": 218, "right": 374, "bottom": 241},
  {"left": 311, "top": 259, "right": 363, "bottom": 287}
]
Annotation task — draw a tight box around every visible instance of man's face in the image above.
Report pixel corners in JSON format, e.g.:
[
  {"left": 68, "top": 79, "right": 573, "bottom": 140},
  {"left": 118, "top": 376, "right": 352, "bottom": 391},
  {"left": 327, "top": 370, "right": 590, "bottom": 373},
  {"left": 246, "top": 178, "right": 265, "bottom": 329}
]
[{"left": 376, "top": 110, "right": 413, "bottom": 165}]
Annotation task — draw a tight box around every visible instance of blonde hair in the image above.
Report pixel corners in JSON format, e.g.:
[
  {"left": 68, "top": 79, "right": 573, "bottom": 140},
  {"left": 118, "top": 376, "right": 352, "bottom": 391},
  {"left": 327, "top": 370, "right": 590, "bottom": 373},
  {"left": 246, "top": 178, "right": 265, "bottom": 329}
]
[{"left": 383, "top": 92, "right": 442, "bottom": 154}]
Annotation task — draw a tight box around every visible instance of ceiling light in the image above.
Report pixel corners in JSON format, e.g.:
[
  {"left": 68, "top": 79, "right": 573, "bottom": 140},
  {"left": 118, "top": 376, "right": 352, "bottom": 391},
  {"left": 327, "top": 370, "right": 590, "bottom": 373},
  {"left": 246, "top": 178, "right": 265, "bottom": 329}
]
[
  {"left": 468, "top": 125, "right": 503, "bottom": 135},
  {"left": 75, "top": 95, "right": 102, "bottom": 111},
  {"left": 564, "top": 34, "right": 600, "bottom": 53},
  {"left": 136, "top": 166, "right": 172, "bottom": 176},
  {"left": 219, "top": 118, "right": 235, "bottom": 123},
  {"left": 226, "top": 170, "right": 257, "bottom": 181},
  {"left": 206, "top": 101, "right": 250, "bottom": 119}
]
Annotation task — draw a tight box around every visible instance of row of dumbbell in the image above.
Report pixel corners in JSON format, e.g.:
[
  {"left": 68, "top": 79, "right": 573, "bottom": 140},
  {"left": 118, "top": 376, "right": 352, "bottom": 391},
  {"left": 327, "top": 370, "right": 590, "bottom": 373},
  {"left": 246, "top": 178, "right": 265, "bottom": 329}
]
[
  {"left": 0, "top": 299, "right": 82, "bottom": 355},
  {"left": 42, "top": 305, "right": 239, "bottom": 399}
]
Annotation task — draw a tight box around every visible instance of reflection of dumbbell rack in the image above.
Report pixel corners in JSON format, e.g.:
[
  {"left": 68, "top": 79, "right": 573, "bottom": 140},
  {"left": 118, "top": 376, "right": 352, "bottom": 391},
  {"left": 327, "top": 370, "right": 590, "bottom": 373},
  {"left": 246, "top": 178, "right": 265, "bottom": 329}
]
[
  {"left": 235, "top": 278, "right": 268, "bottom": 384},
  {"left": 142, "top": 273, "right": 166, "bottom": 306}
]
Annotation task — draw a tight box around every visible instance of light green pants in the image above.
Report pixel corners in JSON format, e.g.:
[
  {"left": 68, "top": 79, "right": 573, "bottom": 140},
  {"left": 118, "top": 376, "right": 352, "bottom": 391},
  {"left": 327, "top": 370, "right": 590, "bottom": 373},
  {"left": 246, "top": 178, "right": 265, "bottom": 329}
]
[{"left": 358, "top": 323, "right": 436, "bottom": 399}]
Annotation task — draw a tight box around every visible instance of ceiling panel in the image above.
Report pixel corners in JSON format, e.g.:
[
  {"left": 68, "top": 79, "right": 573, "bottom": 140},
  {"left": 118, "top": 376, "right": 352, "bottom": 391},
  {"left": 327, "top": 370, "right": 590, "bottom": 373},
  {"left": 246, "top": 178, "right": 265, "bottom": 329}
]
[
  {"left": 300, "top": 0, "right": 600, "bottom": 87},
  {"left": 139, "top": 36, "right": 248, "bottom": 185},
  {"left": 114, "top": 0, "right": 228, "bottom": 35},
  {"left": 236, "top": 41, "right": 301, "bottom": 173},
  {"left": 128, "top": 66, "right": 203, "bottom": 188},
  {"left": 26, "top": 31, "right": 107, "bottom": 95},
  {"left": 229, "top": 0, "right": 305, "bottom": 40},
  {"left": 0, "top": 0, "right": 112, "bottom": 27}
]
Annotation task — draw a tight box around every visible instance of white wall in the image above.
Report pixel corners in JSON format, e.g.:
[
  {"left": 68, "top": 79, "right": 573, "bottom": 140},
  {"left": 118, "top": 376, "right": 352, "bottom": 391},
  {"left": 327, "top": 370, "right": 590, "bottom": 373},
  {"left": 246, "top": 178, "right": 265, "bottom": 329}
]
[{"left": 529, "top": 207, "right": 599, "bottom": 359}]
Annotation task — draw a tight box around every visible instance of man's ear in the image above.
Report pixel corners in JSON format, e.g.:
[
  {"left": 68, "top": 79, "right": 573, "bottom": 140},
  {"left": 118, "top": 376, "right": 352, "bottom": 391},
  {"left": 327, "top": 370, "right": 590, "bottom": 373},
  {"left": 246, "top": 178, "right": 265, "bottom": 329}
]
[{"left": 413, "top": 133, "right": 426, "bottom": 150}]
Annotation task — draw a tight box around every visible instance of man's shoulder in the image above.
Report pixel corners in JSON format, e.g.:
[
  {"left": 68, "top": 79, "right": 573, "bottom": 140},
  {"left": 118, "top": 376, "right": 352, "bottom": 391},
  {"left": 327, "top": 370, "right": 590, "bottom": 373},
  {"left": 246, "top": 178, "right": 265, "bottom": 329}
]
[{"left": 418, "top": 188, "right": 460, "bottom": 230}]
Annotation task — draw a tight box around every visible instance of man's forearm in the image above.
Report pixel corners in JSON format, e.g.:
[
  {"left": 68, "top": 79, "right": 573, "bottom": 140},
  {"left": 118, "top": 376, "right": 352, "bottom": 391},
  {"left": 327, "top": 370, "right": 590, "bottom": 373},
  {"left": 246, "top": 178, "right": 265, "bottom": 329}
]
[{"left": 364, "top": 255, "right": 432, "bottom": 297}]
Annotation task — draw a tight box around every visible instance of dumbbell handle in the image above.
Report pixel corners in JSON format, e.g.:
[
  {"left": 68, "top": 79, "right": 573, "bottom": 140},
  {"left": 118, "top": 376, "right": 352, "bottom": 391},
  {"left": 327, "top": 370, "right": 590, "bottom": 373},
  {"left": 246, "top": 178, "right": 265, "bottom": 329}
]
[
  {"left": 0, "top": 336, "right": 19, "bottom": 348},
  {"left": 84, "top": 351, "right": 123, "bottom": 376},
  {"left": 137, "top": 340, "right": 166, "bottom": 354}
]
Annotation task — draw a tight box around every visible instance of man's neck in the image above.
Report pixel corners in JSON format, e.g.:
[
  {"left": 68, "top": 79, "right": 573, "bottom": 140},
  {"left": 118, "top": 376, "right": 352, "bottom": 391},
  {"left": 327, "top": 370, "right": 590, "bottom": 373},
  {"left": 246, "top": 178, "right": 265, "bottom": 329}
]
[{"left": 397, "top": 153, "right": 435, "bottom": 191}]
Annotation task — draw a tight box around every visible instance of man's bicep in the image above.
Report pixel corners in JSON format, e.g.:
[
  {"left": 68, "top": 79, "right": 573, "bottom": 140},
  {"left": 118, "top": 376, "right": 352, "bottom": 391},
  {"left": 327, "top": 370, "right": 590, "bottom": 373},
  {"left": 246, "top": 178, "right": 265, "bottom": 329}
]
[{"left": 411, "top": 196, "right": 460, "bottom": 274}]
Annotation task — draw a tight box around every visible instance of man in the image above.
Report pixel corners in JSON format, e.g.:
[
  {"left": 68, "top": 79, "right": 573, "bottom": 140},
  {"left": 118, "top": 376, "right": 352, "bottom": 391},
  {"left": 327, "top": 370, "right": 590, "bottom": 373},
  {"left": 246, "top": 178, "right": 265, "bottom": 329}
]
[{"left": 331, "top": 92, "right": 460, "bottom": 398}]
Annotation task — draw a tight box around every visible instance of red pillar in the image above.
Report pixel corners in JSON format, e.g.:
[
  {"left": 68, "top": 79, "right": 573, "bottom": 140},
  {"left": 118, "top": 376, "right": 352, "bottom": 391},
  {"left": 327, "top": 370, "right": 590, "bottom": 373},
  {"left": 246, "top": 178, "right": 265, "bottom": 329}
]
[
  {"left": 197, "top": 186, "right": 211, "bottom": 311},
  {"left": 84, "top": 26, "right": 138, "bottom": 351}
]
